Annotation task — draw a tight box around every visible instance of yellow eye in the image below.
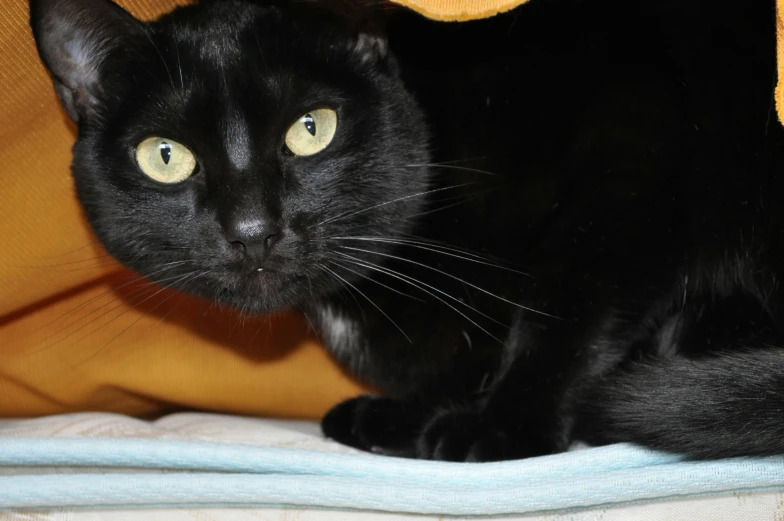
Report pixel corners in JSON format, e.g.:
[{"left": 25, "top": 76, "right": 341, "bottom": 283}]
[
  {"left": 284, "top": 108, "right": 337, "bottom": 156},
  {"left": 135, "top": 137, "right": 197, "bottom": 184}
]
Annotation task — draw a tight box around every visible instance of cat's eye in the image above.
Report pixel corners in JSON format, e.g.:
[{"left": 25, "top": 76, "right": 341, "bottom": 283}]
[
  {"left": 284, "top": 108, "right": 338, "bottom": 156},
  {"left": 135, "top": 137, "right": 197, "bottom": 184}
]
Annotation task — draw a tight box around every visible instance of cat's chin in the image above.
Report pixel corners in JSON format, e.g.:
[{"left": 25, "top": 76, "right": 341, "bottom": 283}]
[{"left": 202, "top": 269, "right": 312, "bottom": 315}]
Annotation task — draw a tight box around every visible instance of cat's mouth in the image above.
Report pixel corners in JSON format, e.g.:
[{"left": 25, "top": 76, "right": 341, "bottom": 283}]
[{"left": 206, "top": 268, "right": 311, "bottom": 314}]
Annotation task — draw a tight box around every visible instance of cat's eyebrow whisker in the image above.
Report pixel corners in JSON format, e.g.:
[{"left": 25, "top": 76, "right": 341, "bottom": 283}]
[
  {"left": 312, "top": 182, "right": 476, "bottom": 229},
  {"left": 339, "top": 245, "right": 561, "bottom": 320},
  {"left": 175, "top": 42, "right": 185, "bottom": 92},
  {"left": 329, "top": 236, "right": 528, "bottom": 275},
  {"left": 334, "top": 252, "right": 505, "bottom": 344},
  {"left": 327, "top": 258, "right": 426, "bottom": 302},
  {"left": 320, "top": 263, "right": 412, "bottom": 344},
  {"left": 142, "top": 29, "right": 176, "bottom": 94},
  {"left": 252, "top": 29, "right": 272, "bottom": 77}
]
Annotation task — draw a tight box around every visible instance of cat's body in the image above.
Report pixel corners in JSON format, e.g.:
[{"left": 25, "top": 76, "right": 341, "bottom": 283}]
[{"left": 31, "top": 0, "right": 784, "bottom": 461}]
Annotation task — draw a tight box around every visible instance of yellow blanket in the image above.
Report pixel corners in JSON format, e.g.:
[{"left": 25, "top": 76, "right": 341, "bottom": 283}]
[{"left": 0, "top": 0, "right": 781, "bottom": 418}]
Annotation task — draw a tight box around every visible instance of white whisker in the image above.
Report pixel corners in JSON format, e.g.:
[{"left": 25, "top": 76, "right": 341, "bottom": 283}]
[
  {"left": 335, "top": 250, "right": 509, "bottom": 328},
  {"left": 340, "top": 245, "right": 559, "bottom": 320},
  {"left": 330, "top": 236, "right": 527, "bottom": 274},
  {"left": 406, "top": 163, "right": 501, "bottom": 176},
  {"left": 334, "top": 252, "right": 505, "bottom": 344},
  {"left": 328, "top": 259, "right": 425, "bottom": 302},
  {"left": 312, "top": 182, "right": 476, "bottom": 229},
  {"left": 321, "top": 264, "right": 412, "bottom": 343}
]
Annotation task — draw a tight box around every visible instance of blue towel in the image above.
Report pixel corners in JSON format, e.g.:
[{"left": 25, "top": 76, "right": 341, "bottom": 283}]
[{"left": 1, "top": 438, "right": 784, "bottom": 514}]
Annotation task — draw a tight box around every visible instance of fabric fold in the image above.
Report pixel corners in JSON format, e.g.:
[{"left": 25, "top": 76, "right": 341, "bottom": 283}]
[{"left": 2, "top": 436, "right": 784, "bottom": 514}]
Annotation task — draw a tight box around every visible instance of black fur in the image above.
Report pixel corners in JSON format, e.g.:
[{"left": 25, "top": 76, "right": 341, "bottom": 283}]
[{"left": 31, "top": 0, "right": 784, "bottom": 461}]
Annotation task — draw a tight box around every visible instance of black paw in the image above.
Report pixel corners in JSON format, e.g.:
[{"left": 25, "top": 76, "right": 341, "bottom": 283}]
[
  {"left": 321, "top": 396, "right": 428, "bottom": 457},
  {"left": 417, "top": 409, "right": 544, "bottom": 462}
]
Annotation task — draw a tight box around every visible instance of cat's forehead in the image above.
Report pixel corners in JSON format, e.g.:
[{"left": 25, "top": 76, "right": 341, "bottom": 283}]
[
  {"left": 153, "top": 2, "right": 342, "bottom": 70},
  {"left": 156, "top": 2, "right": 278, "bottom": 67}
]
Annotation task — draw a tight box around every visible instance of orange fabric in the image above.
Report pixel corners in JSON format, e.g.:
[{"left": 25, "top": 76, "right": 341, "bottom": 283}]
[
  {"left": 777, "top": 0, "right": 784, "bottom": 123},
  {"left": 391, "top": 0, "right": 527, "bottom": 21}
]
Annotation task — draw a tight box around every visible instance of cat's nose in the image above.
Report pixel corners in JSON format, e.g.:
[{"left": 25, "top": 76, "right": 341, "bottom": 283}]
[{"left": 224, "top": 217, "right": 282, "bottom": 266}]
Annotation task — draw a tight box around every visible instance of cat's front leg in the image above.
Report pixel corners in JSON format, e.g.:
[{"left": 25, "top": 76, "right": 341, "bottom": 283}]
[
  {"left": 321, "top": 308, "right": 620, "bottom": 462},
  {"left": 310, "top": 288, "right": 512, "bottom": 459}
]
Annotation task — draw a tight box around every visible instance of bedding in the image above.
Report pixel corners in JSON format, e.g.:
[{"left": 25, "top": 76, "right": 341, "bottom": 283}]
[{"left": 1, "top": 412, "right": 784, "bottom": 518}]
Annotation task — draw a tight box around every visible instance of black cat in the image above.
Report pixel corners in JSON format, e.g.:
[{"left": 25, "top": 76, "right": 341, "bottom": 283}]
[{"left": 30, "top": 0, "right": 784, "bottom": 461}]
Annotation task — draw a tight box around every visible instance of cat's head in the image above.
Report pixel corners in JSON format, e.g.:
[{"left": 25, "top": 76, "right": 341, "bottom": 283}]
[{"left": 30, "top": 0, "right": 430, "bottom": 313}]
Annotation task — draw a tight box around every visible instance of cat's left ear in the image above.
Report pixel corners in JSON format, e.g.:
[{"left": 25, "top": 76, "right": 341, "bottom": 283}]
[
  {"left": 333, "top": 1, "right": 391, "bottom": 66},
  {"left": 30, "top": 0, "right": 145, "bottom": 122},
  {"left": 352, "top": 31, "right": 388, "bottom": 65}
]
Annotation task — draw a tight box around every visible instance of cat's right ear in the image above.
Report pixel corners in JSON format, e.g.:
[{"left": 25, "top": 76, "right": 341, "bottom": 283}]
[{"left": 30, "top": 0, "right": 145, "bottom": 122}]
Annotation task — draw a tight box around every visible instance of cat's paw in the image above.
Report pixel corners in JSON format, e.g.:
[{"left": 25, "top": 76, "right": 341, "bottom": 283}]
[
  {"left": 416, "top": 409, "right": 542, "bottom": 462},
  {"left": 321, "top": 396, "right": 427, "bottom": 457}
]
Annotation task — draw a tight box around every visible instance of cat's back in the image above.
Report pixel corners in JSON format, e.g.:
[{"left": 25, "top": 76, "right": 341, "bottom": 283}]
[{"left": 386, "top": 0, "right": 784, "bottom": 257}]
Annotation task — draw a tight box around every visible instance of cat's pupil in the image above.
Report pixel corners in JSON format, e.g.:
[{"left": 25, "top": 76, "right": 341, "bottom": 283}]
[
  {"left": 159, "top": 142, "right": 171, "bottom": 165},
  {"left": 303, "top": 115, "right": 316, "bottom": 136}
]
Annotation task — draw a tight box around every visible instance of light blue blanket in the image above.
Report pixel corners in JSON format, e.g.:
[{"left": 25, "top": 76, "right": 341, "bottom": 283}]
[{"left": 2, "top": 438, "right": 784, "bottom": 514}]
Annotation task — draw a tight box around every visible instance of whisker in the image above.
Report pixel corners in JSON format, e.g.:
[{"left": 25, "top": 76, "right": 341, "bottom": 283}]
[
  {"left": 27, "top": 269, "right": 199, "bottom": 355},
  {"left": 155, "top": 293, "right": 186, "bottom": 326},
  {"left": 39, "top": 241, "right": 100, "bottom": 259},
  {"left": 334, "top": 252, "right": 505, "bottom": 344},
  {"left": 330, "top": 236, "right": 527, "bottom": 275},
  {"left": 142, "top": 29, "right": 176, "bottom": 93},
  {"left": 75, "top": 271, "right": 207, "bottom": 367},
  {"left": 299, "top": 306, "right": 318, "bottom": 334},
  {"left": 28, "top": 260, "right": 198, "bottom": 339},
  {"left": 376, "top": 235, "right": 514, "bottom": 266},
  {"left": 321, "top": 263, "right": 412, "bottom": 343},
  {"left": 71, "top": 270, "right": 204, "bottom": 355},
  {"left": 404, "top": 188, "right": 498, "bottom": 219},
  {"left": 318, "top": 263, "right": 363, "bottom": 312},
  {"left": 175, "top": 42, "right": 184, "bottom": 92},
  {"left": 406, "top": 163, "right": 501, "bottom": 176},
  {"left": 339, "top": 246, "right": 560, "bottom": 320},
  {"left": 400, "top": 233, "right": 526, "bottom": 268},
  {"left": 13, "top": 253, "right": 116, "bottom": 270},
  {"left": 335, "top": 251, "right": 509, "bottom": 328},
  {"left": 312, "top": 182, "right": 476, "bottom": 229},
  {"left": 409, "top": 157, "right": 487, "bottom": 166},
  {"left": 328, "top": 259, "right": 425, "bottom": 302}
]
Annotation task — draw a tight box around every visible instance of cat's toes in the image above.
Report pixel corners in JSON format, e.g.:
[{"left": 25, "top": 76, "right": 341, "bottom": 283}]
[
  {"left": 417, "top": 410, "right": 531, "bottom": 462},
  {"left": 321, "top": 395, "right": 427, "bottom": 457}
]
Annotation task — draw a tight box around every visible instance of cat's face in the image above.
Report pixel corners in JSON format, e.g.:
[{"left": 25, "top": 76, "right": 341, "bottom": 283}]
[{"left": 31, "top": 0, "right": 430, "bottom": 313}]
